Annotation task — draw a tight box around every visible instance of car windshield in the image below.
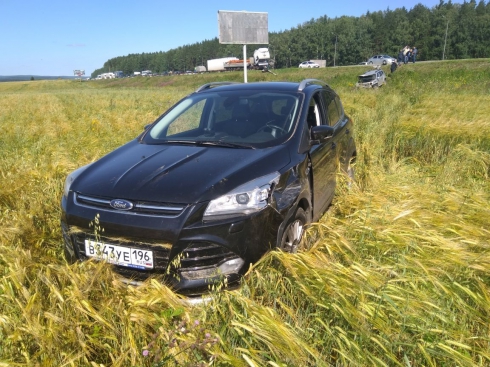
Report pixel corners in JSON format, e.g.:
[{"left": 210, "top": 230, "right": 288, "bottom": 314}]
[
  {"left": 359, "top": 74, "right": 376, "bottom": 83},
  {"left": 143, "top": 90, "right": 301, "bottom": 148}
]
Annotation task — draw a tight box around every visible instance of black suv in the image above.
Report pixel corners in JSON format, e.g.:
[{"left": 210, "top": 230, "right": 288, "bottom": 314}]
[{"left": 61, "top": 79, "right": 356, "bottom": 296}]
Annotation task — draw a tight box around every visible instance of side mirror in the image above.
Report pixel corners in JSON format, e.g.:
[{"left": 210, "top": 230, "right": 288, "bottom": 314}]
[{"left": 310, "top": 125, "right": 334, "bottom": 145}]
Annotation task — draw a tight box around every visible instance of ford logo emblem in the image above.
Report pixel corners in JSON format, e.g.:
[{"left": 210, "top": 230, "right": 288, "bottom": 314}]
[{"left": 110, "top": 199, "right": 134, "bottom": 211}]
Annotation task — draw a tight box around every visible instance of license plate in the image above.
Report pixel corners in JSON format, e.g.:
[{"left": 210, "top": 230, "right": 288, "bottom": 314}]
[{"left": 85, "top": 240, "right": 154, "bottom": 269}]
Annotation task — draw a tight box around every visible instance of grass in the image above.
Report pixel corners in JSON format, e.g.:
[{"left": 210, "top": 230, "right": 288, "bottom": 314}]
[{"left": 0, "top": 59, "right": 489, "bottom": 366}]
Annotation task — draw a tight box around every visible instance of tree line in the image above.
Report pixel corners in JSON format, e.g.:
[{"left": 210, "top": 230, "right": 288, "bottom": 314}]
[{"left": 92, "top": 0, "right": 490, "bottom": 77}]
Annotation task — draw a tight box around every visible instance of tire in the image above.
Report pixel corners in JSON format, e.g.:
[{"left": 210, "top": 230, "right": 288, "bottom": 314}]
[
  {"left": 346, "top": 156, "right": 356, "bottom": 188},
  {"left": 279, "top": 207, "right": 307, "bottom": 253}
]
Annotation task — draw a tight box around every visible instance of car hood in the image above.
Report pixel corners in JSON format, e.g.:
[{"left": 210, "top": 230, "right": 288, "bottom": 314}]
[{"left": 71, "top": 140, "right": 291, "bottom": 204}]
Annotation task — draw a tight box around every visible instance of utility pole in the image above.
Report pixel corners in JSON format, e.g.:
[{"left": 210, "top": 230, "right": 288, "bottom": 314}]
[
  {"left": 334, "top": 35, "right": 337, "bottom": 67},
  {"left": 442, "top": 17, "right": 449, "bottom": 60}
]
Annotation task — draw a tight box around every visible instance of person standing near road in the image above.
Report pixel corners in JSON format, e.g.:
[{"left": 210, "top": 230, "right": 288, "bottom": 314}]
[
  {"left": 405, "top": 49, "right": 411, "bottom": 64},
  {"left": 391, "top": 60, "right": 398, "bottom": 73},
  {"left": 412, "top": 47, "right": 418, "bottom": 63},
  {"left": 398, "top": 49, "right": 404, "bottom": 63},
  {"left": 402, "top": 46, "right": 408, "bottom": 64}
]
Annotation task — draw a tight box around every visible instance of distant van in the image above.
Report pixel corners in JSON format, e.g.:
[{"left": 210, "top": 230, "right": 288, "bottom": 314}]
[{"left": 194, "top": 66, "right": 207, "bottom": 73}]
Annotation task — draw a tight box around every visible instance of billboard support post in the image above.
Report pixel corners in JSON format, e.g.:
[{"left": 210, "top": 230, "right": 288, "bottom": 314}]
[{"left": 243, "top": 44, "right": 247, "bottom": 83}]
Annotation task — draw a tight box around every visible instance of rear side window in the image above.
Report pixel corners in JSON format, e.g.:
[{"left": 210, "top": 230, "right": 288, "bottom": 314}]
[{"left": 322, "top": 91, "right": 343, "bottom": 126}]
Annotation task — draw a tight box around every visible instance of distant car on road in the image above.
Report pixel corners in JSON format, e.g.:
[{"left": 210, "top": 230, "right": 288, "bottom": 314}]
[
  {"left": 299, "top": 61, "right": 320, "bottom": 68},
  {"left": 358, "top": 61, "right": 368, "bottom": 65},
  {"left": 367, "top": 55, "right": 396, "bottom": 66},
  {"left": 356, "top": 69, "right": 386, "bottom": 88}
]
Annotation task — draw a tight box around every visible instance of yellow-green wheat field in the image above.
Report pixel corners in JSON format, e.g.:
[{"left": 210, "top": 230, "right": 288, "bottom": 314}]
[{"left": 1, "top": 59, "right": 489, "bottom": 366}]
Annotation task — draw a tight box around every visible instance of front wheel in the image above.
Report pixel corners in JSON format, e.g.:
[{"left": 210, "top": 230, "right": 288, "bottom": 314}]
[{"left": 279, "top": 207, "right": 307, "bottom": 253}]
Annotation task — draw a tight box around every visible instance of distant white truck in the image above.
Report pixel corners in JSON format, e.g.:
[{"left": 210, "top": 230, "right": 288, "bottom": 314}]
[
  {"left": 97, "top": 72, "right": 115, "bottom": 79},
  {"left": 207, "top": 57, "right": 238, "bottom": 72},
  {"left": 252, "top": 48, "right": 271, "bottom": 69}
]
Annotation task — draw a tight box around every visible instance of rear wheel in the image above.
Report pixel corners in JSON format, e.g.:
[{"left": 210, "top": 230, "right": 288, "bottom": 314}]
[
  {"left": 346, "top": 156, "right": 356, "bottom": 188},
  {"left": 279, "top": 207, "right": 307, "bottom": 253}
]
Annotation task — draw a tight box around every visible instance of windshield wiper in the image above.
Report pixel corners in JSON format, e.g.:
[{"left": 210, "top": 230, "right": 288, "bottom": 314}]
[
  {"left": 162, "top": 140, "right": 254, "bottom": 149},
  {"left": 199, "top": 141, "right": 255, "bottom": 149}
]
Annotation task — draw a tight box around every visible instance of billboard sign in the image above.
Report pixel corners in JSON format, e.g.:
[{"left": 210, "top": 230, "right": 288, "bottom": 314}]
[
  {"left": 73, "top": 70, "right": 85, "bottom": 76},
  {"left": 218, "top": 11, "right": 268, "bottom": 44}
]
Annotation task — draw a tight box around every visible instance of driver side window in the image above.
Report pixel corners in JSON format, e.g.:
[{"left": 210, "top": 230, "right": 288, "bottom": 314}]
[{"left": 322, "top": 91, "right": 342, "bottom": 127}]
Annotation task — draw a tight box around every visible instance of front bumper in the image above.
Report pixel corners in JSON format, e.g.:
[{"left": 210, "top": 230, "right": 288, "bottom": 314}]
[
  {"left": 356, "top": 82, "right": 377, "bottom": 88},
  {"left": 61, "top": 192, "right": 283, "bottom": 296}
]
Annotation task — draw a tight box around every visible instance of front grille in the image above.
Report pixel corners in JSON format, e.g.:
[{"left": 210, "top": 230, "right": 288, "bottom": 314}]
[
  {"left": 75, "top": 193, "right": 185, "bottom": 217},
  {"left": 181, "top": 241, "right": 237, "bottom": 269}
]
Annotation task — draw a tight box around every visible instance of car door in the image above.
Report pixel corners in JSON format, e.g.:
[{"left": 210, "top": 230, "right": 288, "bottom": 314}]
[
  {"left": 307, "top": 92, "right": 337, "bottom": 220},
  {"left": 323, "top": 91, "right": 352, "bottom": 174},
  {"left": 317, "top": 90, "right": 352, "bottom": 208}
]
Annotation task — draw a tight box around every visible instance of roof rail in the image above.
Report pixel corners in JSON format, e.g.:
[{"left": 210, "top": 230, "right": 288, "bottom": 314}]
[
  {"left": 195, "top": 82, "right": 240, "bottom": 93},
  {"left": 298, "top": 79, "right": 326, "bottom": 92}
]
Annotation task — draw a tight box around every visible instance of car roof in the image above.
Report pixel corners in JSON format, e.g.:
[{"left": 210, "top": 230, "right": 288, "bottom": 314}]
[
  {"left": 194, "top": 79, "right": 332, "bottom": 94},
  {"left": 359, "top": 70, "right": 378, "bottom": 77}
]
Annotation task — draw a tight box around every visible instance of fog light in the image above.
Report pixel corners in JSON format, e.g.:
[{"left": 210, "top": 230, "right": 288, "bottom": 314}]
[
  {"left": 180, "top": 257, "right": 245, "bottom": 280},
  {"left": 218, "top": 257, "right": 245, "bottom": 275}
]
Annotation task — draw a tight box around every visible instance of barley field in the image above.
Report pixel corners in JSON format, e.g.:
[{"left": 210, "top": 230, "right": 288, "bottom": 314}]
[{"left": 1, "top": 59, "right": 489, "bottom": 366}]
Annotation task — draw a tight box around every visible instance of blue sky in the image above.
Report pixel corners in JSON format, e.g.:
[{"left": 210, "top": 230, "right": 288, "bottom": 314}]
[{"left": 1, "top": 0, "right": 458, "bottom": 76}]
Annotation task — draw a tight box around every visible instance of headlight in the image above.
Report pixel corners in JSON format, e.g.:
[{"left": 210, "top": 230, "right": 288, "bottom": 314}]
[
  {"left": 63, "top": 164, "right": 92, "bottom": 199},
  {"left": 204, "top": 172, "right": 280, "bottom": 219}
]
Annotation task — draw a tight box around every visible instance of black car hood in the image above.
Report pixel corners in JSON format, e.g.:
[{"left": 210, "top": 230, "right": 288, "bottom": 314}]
[{"left": 72, "top": 140, "right": 291, "bottom": 204}]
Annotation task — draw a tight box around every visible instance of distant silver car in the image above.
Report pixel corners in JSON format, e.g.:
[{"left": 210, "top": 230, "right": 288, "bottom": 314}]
[
  {"left": 356, "top": 69, "right": 386, "bottom": 88},
  {"left": 299, "top": 61, "right": 320, "bottom": 68},
  {"left": 367, "top": 55, "right": 396, "bottom": 65}
]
